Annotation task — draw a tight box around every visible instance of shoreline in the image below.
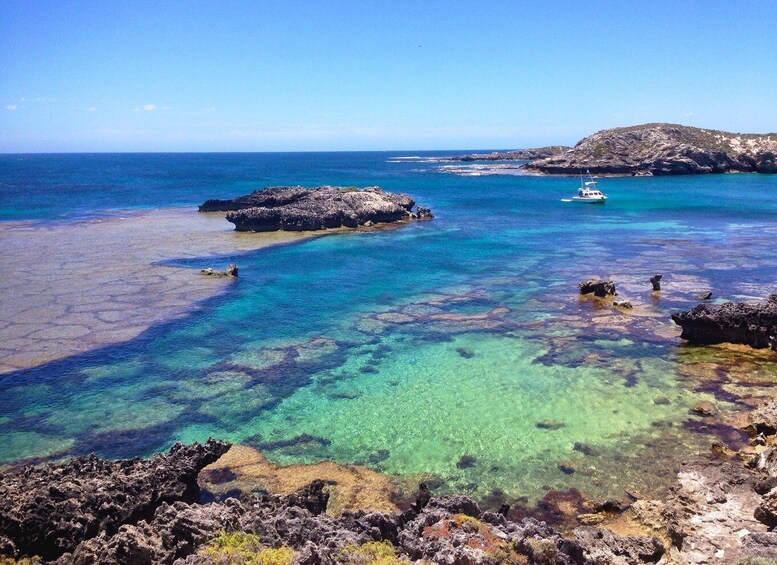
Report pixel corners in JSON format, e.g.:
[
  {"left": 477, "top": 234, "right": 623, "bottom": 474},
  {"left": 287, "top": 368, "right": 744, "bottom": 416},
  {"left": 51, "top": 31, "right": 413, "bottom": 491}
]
[{"left": 0, "top": 207, "right": 319, "bottom": 374}]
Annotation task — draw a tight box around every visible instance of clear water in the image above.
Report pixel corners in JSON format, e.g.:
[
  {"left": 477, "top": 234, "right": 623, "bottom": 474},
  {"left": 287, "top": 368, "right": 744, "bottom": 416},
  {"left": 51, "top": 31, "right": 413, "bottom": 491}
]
[{"left": 2, "top": 153, "right": 777, "bottom": 504}]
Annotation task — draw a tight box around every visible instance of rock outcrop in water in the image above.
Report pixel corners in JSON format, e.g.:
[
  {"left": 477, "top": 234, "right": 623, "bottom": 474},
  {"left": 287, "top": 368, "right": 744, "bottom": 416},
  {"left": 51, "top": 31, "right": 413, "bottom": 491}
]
[
  {"left": 448, "top": 146, "right": 570, "bottom": 162},
  {"left": 523, "top": 123, "right": 777, "bottom": 175},
  {"left": 671, "top": 294, "right": 777, "bottom": 350},
  {"left": 0, "top": 439, "right": 230, "bottom": 561},
  {"left": 199, "top": 186, "right": 432, "bottom": 232},
  {"left": 578, "top": 279, "right": 617, "bottom": 298}
]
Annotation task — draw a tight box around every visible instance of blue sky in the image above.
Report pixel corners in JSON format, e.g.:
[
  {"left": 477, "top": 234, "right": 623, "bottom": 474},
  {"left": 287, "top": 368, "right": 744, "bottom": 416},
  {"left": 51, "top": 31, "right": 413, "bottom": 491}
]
[{"left": 1, "top": 0, "right": 776, "bottom": 152}]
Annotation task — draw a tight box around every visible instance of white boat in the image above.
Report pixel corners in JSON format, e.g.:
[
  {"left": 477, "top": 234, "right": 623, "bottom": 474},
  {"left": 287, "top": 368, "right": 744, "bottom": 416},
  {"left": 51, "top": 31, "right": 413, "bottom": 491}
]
[{"left": 571, "top": 173, "right": 607, "bottom": 203}]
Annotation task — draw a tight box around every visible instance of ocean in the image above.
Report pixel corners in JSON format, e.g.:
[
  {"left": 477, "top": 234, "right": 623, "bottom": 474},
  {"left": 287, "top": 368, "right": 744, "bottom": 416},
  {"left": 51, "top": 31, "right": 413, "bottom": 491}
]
[{"left": 1, "top": 152, "right": 776, "bottom": 506}]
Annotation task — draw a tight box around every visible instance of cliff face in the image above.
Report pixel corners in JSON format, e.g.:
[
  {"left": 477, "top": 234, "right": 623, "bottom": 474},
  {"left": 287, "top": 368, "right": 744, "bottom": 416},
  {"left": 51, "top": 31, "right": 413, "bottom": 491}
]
[{"left": 524, "top": 124, "right": 777, "bottom": 175}]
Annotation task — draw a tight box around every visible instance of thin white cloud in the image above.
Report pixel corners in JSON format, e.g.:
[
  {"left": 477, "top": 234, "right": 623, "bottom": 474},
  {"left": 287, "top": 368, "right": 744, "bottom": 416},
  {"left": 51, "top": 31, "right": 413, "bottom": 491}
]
[
  {"left": 134, "top": 104, "right": 159, "bottom": 112},
  {"left": 87, "top": 106, "right": 97, "bottom": 112},
  {"left": 5, "top": 105, "right": 18, "bottom": 111}
]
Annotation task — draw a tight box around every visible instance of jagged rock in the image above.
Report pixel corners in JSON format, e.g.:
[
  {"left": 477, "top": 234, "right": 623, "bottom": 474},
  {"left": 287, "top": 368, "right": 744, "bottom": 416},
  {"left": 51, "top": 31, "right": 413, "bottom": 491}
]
[
  {"left": 649, "top": 274, "right": 662, "bottom": 291},
  {"left": 579, "top": 279, "right": 617, "bottom": 297},
  {"left": 748, "top": 399, "right": 777, "bottom": 436},
  {"left": 755, "top": 490, "right": 777, "bottom": 528},
  {"left": 740, "top": 531, "right": 777, "bottom": 561},
  {"left": 671, "top": 296, "right": 777, "bottom": 350},
  {"left": 697, "top": 291, "right": 713, "bottom": 300},
  {"left": 524, "top": 123, "right": 777, "bottom": 175},
  {"left": 199, "top": 186, "right": 432, "bottom": 232},
  {"left": 661, "top": 460, "right": 768, "bottom": 562},
  {"left": 412, "top": 206, "right": 434, "bottom": 220},
  {"left": 614, "top": 300, "right": 633, "bottom": 309},
  {"left": 0, "top": 439, "right": 230, "bottom": 561},
  {"left": 574, "top": 527, "right": 664, "bottom": 564}
]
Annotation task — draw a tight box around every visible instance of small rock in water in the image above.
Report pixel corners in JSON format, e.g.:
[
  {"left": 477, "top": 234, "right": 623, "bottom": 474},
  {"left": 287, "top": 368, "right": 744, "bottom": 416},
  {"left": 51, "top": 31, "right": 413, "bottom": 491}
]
[
  {"left": 455, "top": 347, "right": 475, "bottom": 359},
  {"left": 557, "top": 461, "right": 576, "bottom": 475},
  {"left": 690, "top": 401, "right": 718, "bottom": 417},
  {"left": 697, "top": 291, "right": 713, "bottom": 300},
  {"left": 573, "top": 442, "right": 596, "bottom": 456},
  {"left": 536, "top": 419, "right": 566, "bottom": 430},
  {"left": 201, "top": 263, "right": 238, "bottom": 278},
  {"left": 579, "top": 279, "right": 617, "bottom": 297},
  {"left": 613, "top": 300, "right": 633, "bottom": 309},
  {"left": 650, "top": 274, "right": 663, "bottom": 291},
  {"left": 456, "top": 455, "right": 477, "bottom": 469}
]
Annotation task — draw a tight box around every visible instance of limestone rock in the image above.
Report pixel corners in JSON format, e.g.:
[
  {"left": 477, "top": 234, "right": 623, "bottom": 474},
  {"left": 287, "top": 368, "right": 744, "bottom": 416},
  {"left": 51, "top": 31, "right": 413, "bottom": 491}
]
[
  {"left": 579, "top": 279, "right": 617, "bottom": 297},
  {"left": 671, "top": 296, "right": 777, "bottom": 350},
  {"left": 199, "top": 186, "right": 432, "bottom": 232},
  {"left": 0, "top": 439, "right": 230, "bottom": 561}
]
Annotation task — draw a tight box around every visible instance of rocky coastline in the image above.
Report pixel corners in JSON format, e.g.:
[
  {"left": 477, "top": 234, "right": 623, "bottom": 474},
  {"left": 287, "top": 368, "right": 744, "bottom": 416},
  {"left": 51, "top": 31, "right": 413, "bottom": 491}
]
[
  {"left": 446, "top": 124, "right": 777, "bottom": 176},
  {"left": 199, "top": 186, "right": 433, "bottom": 232},
  {"left": 4, "top": 393, "right": 777, "bottom": 565}
]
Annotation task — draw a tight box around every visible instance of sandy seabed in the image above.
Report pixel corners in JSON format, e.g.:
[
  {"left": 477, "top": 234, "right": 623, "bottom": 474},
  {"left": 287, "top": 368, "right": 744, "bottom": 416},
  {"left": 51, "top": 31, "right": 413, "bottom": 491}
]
[{"left": 0, "top": 208, "right": 313, "bottom": 374}]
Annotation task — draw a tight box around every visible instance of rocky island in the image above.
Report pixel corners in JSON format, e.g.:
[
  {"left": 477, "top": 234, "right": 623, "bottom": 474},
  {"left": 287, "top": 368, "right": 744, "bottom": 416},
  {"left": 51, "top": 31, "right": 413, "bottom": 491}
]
[
  {"left": 199, "top": 186, "right": 433, "bottom": 232},
  {"left": 446, "top": 124, "right": 777, "bottom": 176}
]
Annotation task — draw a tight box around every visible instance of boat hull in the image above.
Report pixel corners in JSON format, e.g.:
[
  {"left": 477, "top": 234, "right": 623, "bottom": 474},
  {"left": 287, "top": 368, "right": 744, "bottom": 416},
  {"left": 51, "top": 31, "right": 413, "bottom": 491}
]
[{"left": 571, "top": 197, "right": 606, "bottom": 204}]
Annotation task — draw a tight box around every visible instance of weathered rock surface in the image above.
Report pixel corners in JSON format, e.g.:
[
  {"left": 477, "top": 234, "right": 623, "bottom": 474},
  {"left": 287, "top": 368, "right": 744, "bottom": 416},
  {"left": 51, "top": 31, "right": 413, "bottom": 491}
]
[
  {"left": 1, "top": 445, "right": 671, "bottom": 565},
  {"left": 671, "top": 294, "right": 777, "bottom": 350},
  {"left": 199, "top": 186, "right": 432, "bottom": 232},
  {"left": 0, "top": 439, "right": 230, "bottom": 561},
  {"left": 579, "top": 279, "right": 617, "bottom": 298},
  {"left": 524, "top": 123, "right": 777, "bottom": 175},
  {"left": 448, "top": 146, "right": 570, "bottom": 162}
]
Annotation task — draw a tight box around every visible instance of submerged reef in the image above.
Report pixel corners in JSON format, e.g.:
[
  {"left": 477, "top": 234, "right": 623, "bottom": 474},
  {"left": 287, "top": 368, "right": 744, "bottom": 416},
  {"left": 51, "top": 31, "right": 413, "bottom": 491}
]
[
  {"left": 199, "top": 185, "right": 433, "bottom": 232},
  {"left": 672, "top": 294, "right": 777, "bottom": 351}
]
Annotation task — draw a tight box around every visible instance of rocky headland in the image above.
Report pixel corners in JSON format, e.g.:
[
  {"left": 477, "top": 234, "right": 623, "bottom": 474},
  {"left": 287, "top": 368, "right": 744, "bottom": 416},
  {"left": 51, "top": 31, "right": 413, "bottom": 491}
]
[
  {"left": 447, "top": 147, "right": 570, "bottom": 162},
  {"left": 672, "top": 294, "right": 777, "bottom": 351},
  {"left": 523, "top": 123, "right": 777, "bottom": 176},
  {"left": 199, "top": 186, "right": 433, "bottom": 232}
]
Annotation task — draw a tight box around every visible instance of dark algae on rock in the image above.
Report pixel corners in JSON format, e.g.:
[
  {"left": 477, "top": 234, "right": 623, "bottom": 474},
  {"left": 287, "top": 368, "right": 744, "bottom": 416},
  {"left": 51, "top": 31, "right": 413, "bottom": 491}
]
[{"left": 199, "top": 185, "right": 433, "bottom": 232}]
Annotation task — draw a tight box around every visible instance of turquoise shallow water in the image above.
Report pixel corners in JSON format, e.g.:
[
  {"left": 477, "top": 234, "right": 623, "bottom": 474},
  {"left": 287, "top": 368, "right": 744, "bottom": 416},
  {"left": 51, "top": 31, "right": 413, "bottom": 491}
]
[{"left": 2, "top": 153, "right": 777, "bottom": 504}]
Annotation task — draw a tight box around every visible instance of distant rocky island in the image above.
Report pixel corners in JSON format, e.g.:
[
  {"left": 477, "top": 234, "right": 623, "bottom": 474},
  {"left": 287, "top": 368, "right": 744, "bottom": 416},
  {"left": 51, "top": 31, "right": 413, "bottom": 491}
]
[
  {"left": 448, "top": 146, "right": 569, "bottom": 162},
  {"left": 449, "top": 123, "right": 777, "bottom": 176},
  {"left": 199, "top": 186, "right": 432, "bottom": 232}
]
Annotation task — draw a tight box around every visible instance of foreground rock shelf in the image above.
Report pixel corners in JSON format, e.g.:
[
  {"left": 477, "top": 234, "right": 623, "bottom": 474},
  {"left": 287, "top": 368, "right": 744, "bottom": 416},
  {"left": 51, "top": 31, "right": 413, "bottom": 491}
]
[
  {"left": 3, "top": 404, "right": 777, "bottom": 565},
  {"left": 200, "top": 185, "right": 433, "bottom": 232}
]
